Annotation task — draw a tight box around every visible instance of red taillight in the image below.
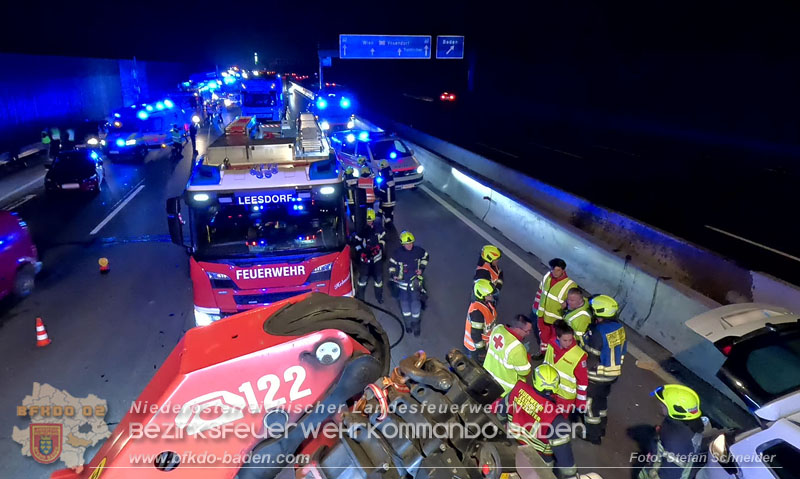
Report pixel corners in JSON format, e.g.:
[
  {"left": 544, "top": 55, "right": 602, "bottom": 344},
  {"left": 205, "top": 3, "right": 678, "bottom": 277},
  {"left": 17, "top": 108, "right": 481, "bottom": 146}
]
[
  {"left": 449, "top": 94, "right": 456, "bottom": 100},
  {"left": 721, "top": 345, "right": 732, "bottom": 356}
]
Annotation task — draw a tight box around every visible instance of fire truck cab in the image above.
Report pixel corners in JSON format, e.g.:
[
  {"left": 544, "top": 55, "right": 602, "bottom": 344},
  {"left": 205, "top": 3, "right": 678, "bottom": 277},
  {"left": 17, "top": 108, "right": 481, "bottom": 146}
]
[{"left": 166, "top": 114, "right": 353, "bottom": 326}]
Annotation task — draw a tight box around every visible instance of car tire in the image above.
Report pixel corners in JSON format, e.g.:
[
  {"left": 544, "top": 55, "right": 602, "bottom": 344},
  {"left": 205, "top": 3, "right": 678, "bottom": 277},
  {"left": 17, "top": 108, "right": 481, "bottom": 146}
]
[{"left": 13, "top": 264, "right": 35, "bottom": 299}]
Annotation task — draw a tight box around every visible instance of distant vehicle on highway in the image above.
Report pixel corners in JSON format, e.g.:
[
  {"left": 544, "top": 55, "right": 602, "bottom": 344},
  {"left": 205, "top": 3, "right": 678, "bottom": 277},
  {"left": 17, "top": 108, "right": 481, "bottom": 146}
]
[
  {"left": 329, "top": 130, "right": 424, "bottom": 189},
  {"left": 686, "top": 304, "right": 800, "bottom": 479},
  {"left": 439, "top": 91, "right": 457, "bottom": 102},
  {"left": 0, "top": 211, "right": 41, "bottom": 300},
  {"left": 45, "top": 149, "right": 105, "bottom": 194},
  {"left": 74, "top": 120, "right": 109, "bottom": 148},
  {"left": 311, "top": 84, "right": 356, "bottom": 132},
  {"left": 241, "top": 77, "right": 283, "bottom": 122}
]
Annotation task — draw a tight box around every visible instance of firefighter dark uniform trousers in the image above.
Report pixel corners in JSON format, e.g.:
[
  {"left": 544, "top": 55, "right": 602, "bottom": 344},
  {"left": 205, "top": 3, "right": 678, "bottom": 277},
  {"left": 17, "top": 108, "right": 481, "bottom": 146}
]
[
  {"left": 388, "top": 246, "right": 429, "bottom": 332},
  {"left": 375, "top": 166, "right": 396, "bottom": 225},
  {"left": 583, "top": 319, "right": 627, "bottom": 442},
  {"left": 353, "top": 221, "right": 385, "bottom": 302}
]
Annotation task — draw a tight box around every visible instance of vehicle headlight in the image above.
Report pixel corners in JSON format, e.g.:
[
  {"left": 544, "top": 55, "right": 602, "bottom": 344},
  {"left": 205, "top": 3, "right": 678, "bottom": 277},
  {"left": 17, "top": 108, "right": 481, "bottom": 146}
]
[
  {"left": 224, "top": 99, "right": 233, "bottom": 107},
  {"left": 125, "top": 139, "right": 136, "bottom": 146},
  {"left": 347, "top": 120, "right": 355, "bottom": 129},
  {"left": 416, "top": 165, "right": 424, "bottom": 174},
  {"left": 320, "top": 121, "right": 330, "bottom": 131},
  {"left": 87, "top": 138, "right": 99, "bottom": 146},
  {"left": 194, "top": 306, "right": 221, "bottom": 327},
  {"left": 100, "top": 139, "right": 106, "bottom": 146},
  {"left": 320, "top": 186, "right": 335, "bottom": 195}
]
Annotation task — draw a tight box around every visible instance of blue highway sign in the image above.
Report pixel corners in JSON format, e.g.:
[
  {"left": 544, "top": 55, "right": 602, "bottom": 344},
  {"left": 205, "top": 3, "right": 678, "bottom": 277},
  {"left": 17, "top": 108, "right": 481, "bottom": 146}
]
[
  {"left": 436, "top": 36, "right": 465, "bottom": 59},
  {"left": 339, "top": 35, "right": 432, "bottom": 59}
]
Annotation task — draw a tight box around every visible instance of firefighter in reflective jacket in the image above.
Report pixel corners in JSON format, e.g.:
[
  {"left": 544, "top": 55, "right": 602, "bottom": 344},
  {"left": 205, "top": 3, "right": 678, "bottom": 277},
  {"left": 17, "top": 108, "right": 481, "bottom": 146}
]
[
  {"left": 533, "top": 258, "right": 578, "bottom": 355},
  {"left": 375, "top": 160, "right": 396, "bottom": 226},
  {"left": 563, "top": 288, "right": 592, "bottom": 346},
  {"left": 639, "top": 385, "right": 705, "bottom": 479},
  {"left": 354, "top": 165, "right": 375, "bottom": 233},
  {"left": 502, "top": 365, "right": 578, "bottom": 479},
  {"left": 483, "top": 314, "right": 534, "bottom": 396},
  {"left": 474, "top": 245, "right": 503, "bottom": 301},
  {"left": 581, "top": 295, "right": 626, "bottom": 445},
  {"left": 353, "top": 209, "right": 386, "bottom": 304},
  {"left": 464, "top": 279, "right": 497, "bottom": 363},
  {"left": 543, "top": 320, "right": 588, "bottom": 414},
  {"left": 344, "top": 166, "right": 358, "bottom": 223},
  {"left": 388, "top": 231, "right": 429, "bottom": 336}
]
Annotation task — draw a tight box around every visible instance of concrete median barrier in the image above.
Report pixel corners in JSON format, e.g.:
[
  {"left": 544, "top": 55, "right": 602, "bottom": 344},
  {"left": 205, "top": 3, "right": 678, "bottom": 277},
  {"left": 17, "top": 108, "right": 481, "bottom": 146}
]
[{"left": 362, "top": 115, "right": 800, "bottom": 402}]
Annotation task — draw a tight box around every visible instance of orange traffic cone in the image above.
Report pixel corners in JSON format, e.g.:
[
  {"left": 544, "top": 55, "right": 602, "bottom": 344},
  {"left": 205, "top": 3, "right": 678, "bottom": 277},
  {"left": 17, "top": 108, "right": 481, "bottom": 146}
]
[
  {"left": 36, "top": 317, "right": 51, "bottom": 347},
  {"left": 99, "top": 257, "right": 110, "bottom": 274}
]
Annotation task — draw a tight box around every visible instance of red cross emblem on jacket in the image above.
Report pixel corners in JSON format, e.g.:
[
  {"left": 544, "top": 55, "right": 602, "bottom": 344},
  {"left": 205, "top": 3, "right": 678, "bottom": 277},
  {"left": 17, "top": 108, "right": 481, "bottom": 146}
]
[{"left": 493, "top": 334, "right": 504, "bottom": 349}]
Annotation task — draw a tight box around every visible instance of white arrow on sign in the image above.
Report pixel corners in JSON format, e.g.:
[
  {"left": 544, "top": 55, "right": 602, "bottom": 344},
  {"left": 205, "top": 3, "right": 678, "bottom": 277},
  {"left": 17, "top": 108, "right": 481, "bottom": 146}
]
[
  {"left": 370, "top": 48, "right": 375, "bottom": 56},
  {"left": 343, "top": 44, "right": 347, "bottom": 56},
  {"left": 446, "top": 45, "right": 454, "bottom": 54},
  {"left": 397, "top": 48, "right": 402, "bottom": 56},
  {"left": 424, "top": 45, "right": 429, "bottom": 56}
]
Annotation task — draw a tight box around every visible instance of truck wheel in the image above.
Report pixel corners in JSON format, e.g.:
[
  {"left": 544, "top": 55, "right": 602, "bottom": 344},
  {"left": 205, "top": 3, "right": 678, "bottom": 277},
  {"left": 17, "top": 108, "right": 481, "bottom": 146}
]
[{"left": 13, "top": 264, "right": 35, "bottom": 298}]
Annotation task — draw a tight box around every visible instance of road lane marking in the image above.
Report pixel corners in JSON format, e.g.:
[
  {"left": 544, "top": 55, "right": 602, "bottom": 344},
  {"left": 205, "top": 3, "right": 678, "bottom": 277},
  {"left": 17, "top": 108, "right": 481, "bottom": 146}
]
[
  {"left": 529, "top": 142, "right": 584, "bottom": 159},
  {"left": 419, "top": 182, "right": 679, "bottom": 384},
  {"left": 419, "top": 184, "right": 542, "bottom": 281},
  {"left": 89, "top": 184, "right": 146, "bottom": 235},
  {"left": 476, "top": 143, "right": 520, "bottom": 159},
  {"left": 2, "top": 194, "right": 36, "bottom": 211},
  {"left": 705, "top": 225, "right": 800, "bottom": 263},
  {"left": 0, "top": 174, "right": 46, "bottom": 204}
]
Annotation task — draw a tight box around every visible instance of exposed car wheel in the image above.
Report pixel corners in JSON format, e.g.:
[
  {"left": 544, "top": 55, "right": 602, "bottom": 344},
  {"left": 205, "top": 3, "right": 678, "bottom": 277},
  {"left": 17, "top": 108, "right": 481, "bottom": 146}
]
[{"left": 13, "top": 264, "right": 35, "bottom": 299}]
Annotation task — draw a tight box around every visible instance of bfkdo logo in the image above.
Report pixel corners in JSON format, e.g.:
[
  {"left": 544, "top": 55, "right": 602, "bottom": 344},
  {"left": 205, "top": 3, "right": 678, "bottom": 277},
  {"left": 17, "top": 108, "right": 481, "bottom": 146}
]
[{"left": 30, "top": 423, "right": 63, "bottom": 464}]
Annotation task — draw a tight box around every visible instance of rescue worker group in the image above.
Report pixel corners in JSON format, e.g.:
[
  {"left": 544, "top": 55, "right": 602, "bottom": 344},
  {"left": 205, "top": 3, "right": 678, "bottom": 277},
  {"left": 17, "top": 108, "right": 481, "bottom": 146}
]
[{"left": 346, "top": 163, "right": 707, "bottom": 479}]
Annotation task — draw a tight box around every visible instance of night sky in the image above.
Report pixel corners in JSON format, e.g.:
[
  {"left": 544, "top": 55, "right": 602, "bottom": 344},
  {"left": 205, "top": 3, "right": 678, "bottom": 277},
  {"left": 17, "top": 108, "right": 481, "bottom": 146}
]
[{"left": 4, "top": 1, "right": 800, "bottom": 147}]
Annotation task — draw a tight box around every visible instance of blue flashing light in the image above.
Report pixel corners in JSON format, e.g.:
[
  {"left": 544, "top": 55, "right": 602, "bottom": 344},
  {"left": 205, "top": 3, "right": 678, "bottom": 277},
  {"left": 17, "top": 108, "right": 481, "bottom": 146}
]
[
  {"left": 389, "top": 152, "right": 397, "bottom": 159},
  {"left": 90, "top": 151, "right": 99, "bottom": 160},
  {"left": 145, "top": 105, "right": 154, "bottom": 112},
  {"left": 358, "top": 131, "right": 369, "bottom": 141},
  {"left": 339, "top": 97, "right": 351, "bottom": 109},
  {"left": 156, "top": 102, "right": 165, "bottom": 110},
  {"left": 345, "top": 133, "right": 355, "bottom": 143},
  {"left": 316, "top": 98, "right": 328, "bottom": 110},
  {"left": 137, "top": 110, "right": 149, "bottom": 120},
  {"left": 224, "top": 76, "right": 236, "bottom": 85},
  {"left": 113, "top": 113, "right": 121, "bottom": 118},
  {"left": 116, "top": 138, "right": 126, "bottom": 147},
  {"left": 376, "top": 176, "right": 383, "bottom": 185},
  {"left": 164, "top": 99, "right": 174, "bottom": 108}
]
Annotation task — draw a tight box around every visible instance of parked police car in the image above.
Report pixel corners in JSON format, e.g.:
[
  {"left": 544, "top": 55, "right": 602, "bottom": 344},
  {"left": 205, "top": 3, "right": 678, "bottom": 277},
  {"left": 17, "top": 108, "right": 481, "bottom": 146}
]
[{"left": 329, "top": 130, "right": 424, "bottom": 189}]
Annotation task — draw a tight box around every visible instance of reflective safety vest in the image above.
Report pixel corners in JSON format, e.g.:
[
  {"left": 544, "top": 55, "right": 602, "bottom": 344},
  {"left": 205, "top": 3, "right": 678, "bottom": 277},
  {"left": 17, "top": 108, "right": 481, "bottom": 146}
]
[
  {"left": 544, "top": 343, "right": 586, "bottom": 400},
  {"left": 357, "top": 177, "right": 375, "bottom": 204},
  {"left": 483, "top": 325, "right": 531, "bottom": 395},
  {"left": 564, "top": 301, "right": 592, "bottom": 344},
  {"left": 475, "top": 261, "right": 503, "bottom": 290},
  {"left": 585, "top": 320, "right": 627, "bottom": 382},
  {"left": 506, "top": 382, "right": 569, "bottom": 455},
  {"left": 345, "top": 178, "right": 358, "bottom": 206},
  {"left": 463, "top": 300, "right": 497, "bottom": 351},
  {"left": 171, "top": 129, "right": 183, "bottom": 143},
  {"left": 536, "top": 272, "right": 576, "bottom": 324}
]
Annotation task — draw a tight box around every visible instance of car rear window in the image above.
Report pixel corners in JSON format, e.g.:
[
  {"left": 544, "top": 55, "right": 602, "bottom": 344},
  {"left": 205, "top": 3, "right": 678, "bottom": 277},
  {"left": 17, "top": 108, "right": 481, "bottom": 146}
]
[
  {"left": 743, "top": 336, "right": 800, "bottom": 397},
  {"left": 757, "top": 440, "right": 800, "bottom": 479}
]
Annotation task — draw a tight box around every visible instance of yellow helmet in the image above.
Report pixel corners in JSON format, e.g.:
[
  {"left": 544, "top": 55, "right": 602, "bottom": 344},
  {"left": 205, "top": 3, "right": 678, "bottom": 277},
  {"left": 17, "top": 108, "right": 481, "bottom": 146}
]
[
  {"left": 481, "top": 245, "right": 502, "bottom": 263},
  {"left": 360, "top": 166, "right": 371, "bottom": 176},
  {"left": 590, "top": 295, "right": 619, "bottom": 318},
  {"left": 533, "top": 364, "right": 560, "bottom": 393},
  {"left": 400, "top": 231, "right": 415, "bottom": 244},
  {"left": 473, "top": 279, "right": 495, "bottom": 300},
  {"left": 366, "top": 209, "right": 376, "bottom": 221},
  {"left": 345, "top": 166, "right": 354, "bottom": 175},
  {"left": 357, "top": 156, "right": 368, "bottom": 166},
  {"left": 379, "top": 160, "right": 389, "bottom": 169},
  {"left": 653, "top": 384, "right": 702, "bottom": 420}
]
